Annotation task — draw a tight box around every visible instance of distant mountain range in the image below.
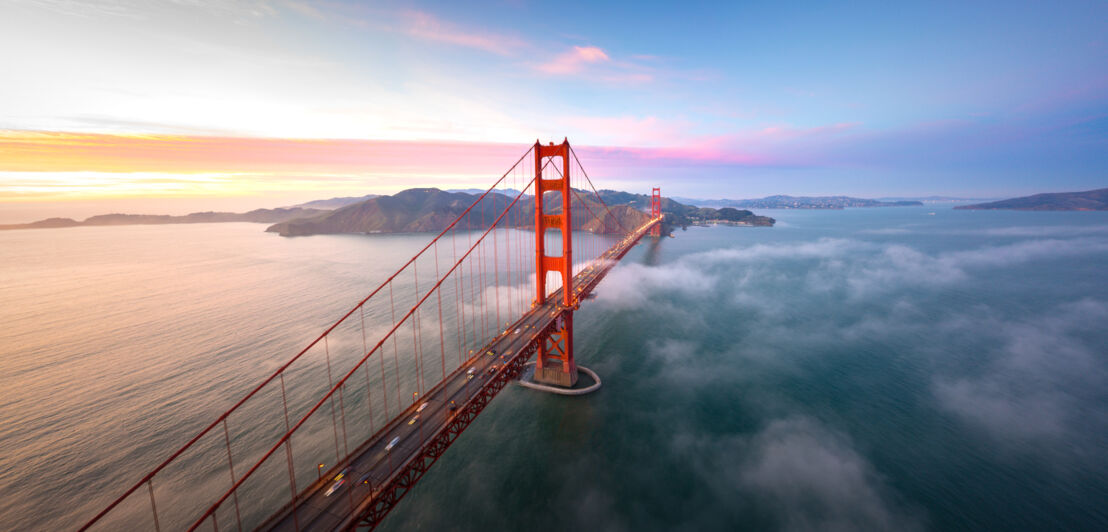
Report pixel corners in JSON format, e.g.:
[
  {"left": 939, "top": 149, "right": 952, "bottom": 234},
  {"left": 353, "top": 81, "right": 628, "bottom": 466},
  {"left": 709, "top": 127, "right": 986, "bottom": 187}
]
[
  {"left": 0, "top": 208, "right": 327, "bottom": 231},
  {"left": 291, "top": 194, "right": 379, "bottom": 210},
  {"left": 670, "top": 195, "right": 923, "bottom": 209},
  {"left": 877, "top": 196, "right": 998, "bottom": 203},
  {"left": 954, "top": 188, "right": 1108, "bottom": 211},
  {"left": 13, "top": 186, "right": 1103, "bottom": 234},
  {"left": 1, "top": 188, "right": 775, "bottom": 234}
]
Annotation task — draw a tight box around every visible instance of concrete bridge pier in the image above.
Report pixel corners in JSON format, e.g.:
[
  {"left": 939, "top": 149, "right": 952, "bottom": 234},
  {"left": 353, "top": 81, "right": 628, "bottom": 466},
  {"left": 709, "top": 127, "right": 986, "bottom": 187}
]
[{"left": 532, "top": 309, "right": 578, "bottom": 387}]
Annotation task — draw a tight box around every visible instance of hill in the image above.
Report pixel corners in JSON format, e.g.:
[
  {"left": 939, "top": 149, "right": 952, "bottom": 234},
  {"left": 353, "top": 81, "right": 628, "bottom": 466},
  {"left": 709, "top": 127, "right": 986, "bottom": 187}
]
[
  {"left": 954, "top": 188, "right": 1108, "bottom": 211},
  {"left": 266, "top": 188, "right": 651, "bottom": 237}
]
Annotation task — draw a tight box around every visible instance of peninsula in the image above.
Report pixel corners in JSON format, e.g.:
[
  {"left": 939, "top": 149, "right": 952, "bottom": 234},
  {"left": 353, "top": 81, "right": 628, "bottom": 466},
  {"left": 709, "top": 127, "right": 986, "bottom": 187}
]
[{"left": 954, "top": 188, "right": 1108, "bottom": 211}]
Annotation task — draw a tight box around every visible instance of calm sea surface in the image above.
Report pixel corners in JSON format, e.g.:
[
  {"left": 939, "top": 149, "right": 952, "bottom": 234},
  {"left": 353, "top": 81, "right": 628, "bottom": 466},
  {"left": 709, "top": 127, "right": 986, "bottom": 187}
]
[{"left": 2, "top": 207, "right": 1107, "bottom": 531}]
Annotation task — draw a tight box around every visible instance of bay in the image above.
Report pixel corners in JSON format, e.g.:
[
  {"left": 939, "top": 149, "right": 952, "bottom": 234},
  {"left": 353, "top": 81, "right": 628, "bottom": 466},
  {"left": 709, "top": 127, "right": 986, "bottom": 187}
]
[{"left": 2, "top": 207, "right": 1107, "bottom": 530}]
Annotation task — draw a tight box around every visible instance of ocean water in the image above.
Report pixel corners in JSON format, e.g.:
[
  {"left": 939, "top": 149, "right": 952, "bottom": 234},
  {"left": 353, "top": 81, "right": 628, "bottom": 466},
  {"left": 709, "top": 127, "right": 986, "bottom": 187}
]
[{"left": 2, "top": 208, "right": 1107, "bottom": 531}]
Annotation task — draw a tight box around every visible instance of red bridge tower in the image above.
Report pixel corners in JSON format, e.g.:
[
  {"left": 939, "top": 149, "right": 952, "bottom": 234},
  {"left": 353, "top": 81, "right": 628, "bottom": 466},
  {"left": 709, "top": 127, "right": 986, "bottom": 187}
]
[
  {"left": 650, "top": 187, "right": 662, "bottom": 237},
  {"left": 533, "top": 139, "right": 578, "bottom": 387}
]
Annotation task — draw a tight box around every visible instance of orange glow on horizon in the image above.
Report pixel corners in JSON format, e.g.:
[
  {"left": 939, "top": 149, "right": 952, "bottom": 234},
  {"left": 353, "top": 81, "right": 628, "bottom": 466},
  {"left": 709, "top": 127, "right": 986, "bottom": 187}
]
[
  {"left": 0, "top": 131, "right": 536, "bottom": 202},
  {"left": 0, "top": 130, "right": 696, "bottom": 203},
  {"left": 0, "top": 131, "right": 530, "bottom": 174}
]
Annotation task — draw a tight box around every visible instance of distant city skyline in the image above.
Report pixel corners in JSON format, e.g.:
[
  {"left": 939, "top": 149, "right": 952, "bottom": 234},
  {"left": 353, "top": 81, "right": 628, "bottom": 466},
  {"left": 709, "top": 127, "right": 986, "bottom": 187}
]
[{"left": 1, "top": 0, "right": 1105, "bottom": 221}]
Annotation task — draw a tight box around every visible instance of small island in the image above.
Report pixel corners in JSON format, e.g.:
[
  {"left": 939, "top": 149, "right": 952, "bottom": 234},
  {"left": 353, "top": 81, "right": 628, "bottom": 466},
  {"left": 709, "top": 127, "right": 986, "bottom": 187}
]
[{"left": 683, "top": 207, "right": 775, "bottom": 227}]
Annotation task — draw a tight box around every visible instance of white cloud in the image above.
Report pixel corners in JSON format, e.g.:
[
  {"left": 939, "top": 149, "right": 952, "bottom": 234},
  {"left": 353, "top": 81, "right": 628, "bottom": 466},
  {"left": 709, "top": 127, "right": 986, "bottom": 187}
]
[
  {"left": 538, "top": 46, "right": 611, "bottom": 74},
  {"left": 595, "top": 260, "right": 716, "bottom": 309}
]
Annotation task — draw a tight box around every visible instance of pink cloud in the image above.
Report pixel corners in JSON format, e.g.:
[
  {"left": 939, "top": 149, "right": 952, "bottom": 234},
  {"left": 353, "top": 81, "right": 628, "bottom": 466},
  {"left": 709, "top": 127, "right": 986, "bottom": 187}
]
[
  {"left": 538, "top": 46, "right": 611, "bottom": 74},
  {"left": 402, "top": 10, "right": 527, "bottom": 56},
  {"left": 535, "top": 45, "right": 656, "bottom": 84}
]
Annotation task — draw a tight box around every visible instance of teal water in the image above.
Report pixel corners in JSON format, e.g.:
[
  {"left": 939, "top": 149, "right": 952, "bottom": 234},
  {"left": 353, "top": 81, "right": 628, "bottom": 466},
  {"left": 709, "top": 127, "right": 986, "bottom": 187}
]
[{"left": 1, "top": 208, "right": 1107, "bottom": 530}]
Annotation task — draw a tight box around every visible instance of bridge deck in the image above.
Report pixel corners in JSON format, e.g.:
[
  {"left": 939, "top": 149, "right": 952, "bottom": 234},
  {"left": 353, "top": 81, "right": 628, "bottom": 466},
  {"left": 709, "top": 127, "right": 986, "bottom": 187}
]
[{"left": 263, "top": 218, "right": 659, "bottom": 531}]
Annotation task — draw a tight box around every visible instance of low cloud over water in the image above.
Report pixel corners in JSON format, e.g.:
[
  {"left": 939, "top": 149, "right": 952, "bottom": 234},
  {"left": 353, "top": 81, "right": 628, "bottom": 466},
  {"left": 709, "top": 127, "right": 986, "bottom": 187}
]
[
  {"left": 600, "top": 236, "right": 1108, "bottom": 303},
  {"left": 586, "top": 221, "right": 1108, "bottom": 529},
  {"left": 675, "top": 417, "right": 924, "bottom": 532},
  {"left": 933, "top": 299, "right": 1108, "bottom": 451}
]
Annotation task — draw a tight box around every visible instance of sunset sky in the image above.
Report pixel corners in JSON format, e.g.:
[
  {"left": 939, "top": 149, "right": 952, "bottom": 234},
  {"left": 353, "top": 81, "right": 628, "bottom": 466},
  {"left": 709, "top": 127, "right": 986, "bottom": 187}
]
[{"left": 1, "top": 0, "right": 1106, "bottom": 222}]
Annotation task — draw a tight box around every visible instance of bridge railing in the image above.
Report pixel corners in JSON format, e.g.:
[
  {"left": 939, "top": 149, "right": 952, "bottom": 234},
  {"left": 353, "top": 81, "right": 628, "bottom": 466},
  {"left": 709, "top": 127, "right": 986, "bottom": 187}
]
[{"left": 82, "top": 142, "right": 641, "bottom": 531}]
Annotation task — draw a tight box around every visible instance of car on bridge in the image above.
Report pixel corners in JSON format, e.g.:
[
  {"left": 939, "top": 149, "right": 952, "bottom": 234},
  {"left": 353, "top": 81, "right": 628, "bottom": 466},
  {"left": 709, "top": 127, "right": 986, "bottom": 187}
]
[
  {"left": 385, "top": 437, "right": 400, "bottom": 452},
  {"left": 325, "top": 468, "right": 350, "bottom": 496}
]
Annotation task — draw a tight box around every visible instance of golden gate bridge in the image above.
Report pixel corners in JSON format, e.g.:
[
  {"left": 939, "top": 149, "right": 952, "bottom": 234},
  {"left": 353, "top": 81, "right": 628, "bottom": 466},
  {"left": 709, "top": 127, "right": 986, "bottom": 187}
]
[{"left": 81, "top": 139, "right": 663, "bottom": 531}]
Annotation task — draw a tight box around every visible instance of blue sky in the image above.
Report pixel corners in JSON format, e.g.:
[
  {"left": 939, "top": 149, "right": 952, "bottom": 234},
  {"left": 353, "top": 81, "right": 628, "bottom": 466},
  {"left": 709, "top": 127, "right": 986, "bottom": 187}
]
[{"left": 0, "top": 0, "right": 1105, "bottom": 218}]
